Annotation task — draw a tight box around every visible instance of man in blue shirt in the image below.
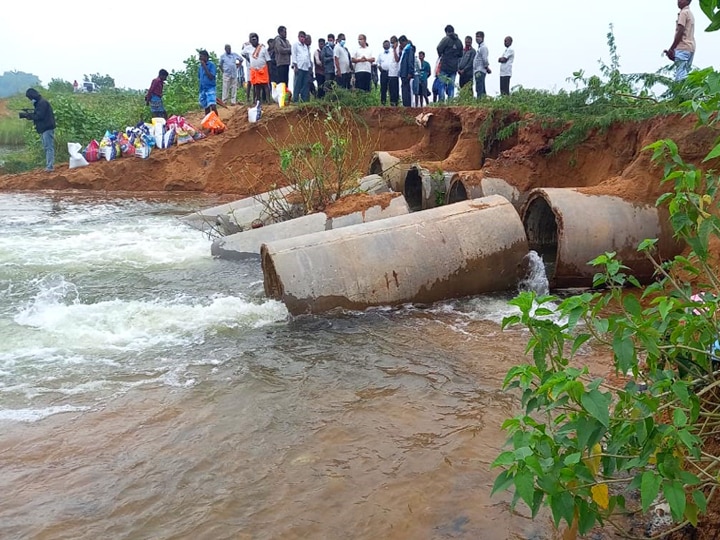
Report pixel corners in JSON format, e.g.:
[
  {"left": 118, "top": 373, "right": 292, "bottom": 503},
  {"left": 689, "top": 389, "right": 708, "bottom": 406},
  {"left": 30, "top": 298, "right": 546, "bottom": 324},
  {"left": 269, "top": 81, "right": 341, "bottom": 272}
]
[{"left": 198, "top": 50, "right": 218, "bottom": 114}]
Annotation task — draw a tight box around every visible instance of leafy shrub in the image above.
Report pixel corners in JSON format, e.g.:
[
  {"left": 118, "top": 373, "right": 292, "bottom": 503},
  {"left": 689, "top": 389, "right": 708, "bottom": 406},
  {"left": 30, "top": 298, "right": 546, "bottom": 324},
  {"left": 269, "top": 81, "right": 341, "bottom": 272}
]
[{"left": 492, "top": 62, "right": 720, "bottom": 540}]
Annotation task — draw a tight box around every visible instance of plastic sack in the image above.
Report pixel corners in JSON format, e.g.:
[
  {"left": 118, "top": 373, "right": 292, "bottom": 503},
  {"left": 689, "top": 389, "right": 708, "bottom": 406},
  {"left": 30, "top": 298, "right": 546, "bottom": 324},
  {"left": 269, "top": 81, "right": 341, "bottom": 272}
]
[
  {"left": 99, "top": 132, "right": 118, "bottom": 161},
  {"left": 201, "top": 111, "right": 226, "bottom": 134},
  {"left": 163, "top": 127, "right": 176, "bottom": 148},
  {"left": 84, "top": 140, "right": 100, "bottom": 162},
  {"left": 248, "top": 100, "right": 262, "bottom": 123},
  {"left": 277, "top": 82, "right": 287, "bottom": 107},
  {"left": 135, "top": 144, "right": 151, "bottom": 159},
  {"left": 152, "top": 118, "right": 166, "bottom": 149},
  {"left": 176, "top": 128, "right": 193, "bottom": 145},
  {"left": 68, "top": 142, "right": 89, "bottom": 169},
  {"left": 119, "top": 134, "right": 135, "bottom": 157}
]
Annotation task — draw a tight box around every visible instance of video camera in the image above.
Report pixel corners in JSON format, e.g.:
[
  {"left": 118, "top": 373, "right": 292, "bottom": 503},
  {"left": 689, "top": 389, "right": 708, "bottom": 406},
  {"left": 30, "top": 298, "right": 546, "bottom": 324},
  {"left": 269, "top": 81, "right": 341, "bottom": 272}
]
[{"left": 18, "top": 108, "right": 33, "bottom": 120}]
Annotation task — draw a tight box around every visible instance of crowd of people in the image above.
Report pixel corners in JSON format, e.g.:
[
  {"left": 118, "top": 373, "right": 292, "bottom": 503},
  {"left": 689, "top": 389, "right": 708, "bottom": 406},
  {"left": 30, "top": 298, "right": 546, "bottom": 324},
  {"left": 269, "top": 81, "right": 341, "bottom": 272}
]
[
  {"left": 143, "top": 24, "right": 518, "bottom": 115},
  {"left": 13, "top": 2, "right": 697, "bottom": 175},
  {"left": 218, "top": 24, "right": 517, "bottom": 108},
  {"left": 141, "top": 1, "right": 697, "bottom": 118}
]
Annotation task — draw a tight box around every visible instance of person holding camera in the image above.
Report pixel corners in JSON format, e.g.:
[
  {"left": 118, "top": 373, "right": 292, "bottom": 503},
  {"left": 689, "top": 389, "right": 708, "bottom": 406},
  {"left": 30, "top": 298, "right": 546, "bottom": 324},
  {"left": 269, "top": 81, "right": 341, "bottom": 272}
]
[{"left": 20, "top": 88, "right": 56, "bottom": 172}]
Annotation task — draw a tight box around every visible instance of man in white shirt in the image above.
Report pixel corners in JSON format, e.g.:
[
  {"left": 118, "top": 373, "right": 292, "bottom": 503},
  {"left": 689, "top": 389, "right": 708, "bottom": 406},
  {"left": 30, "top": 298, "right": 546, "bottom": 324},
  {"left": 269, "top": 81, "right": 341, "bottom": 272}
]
[
  {"left": 242, "top": 33, "right": 272, "bottom": 104},
  {"left": 388, "top": 36, "right": 400, "bottom": 105},
  {"left": 498, "top": 36, "right": 514, "bottom": 96},
  {"left": 291, "top": 30, "right": 312, "bottom": 102},
  {"left": 333, "top": 33, "right": 353, "bottom": 89},
  {"left": 473, "top": 31, "right": 491, "bottom": 98},
  {"left": 220, "top": 44, "right": 243, "bottom": 105},
  {"left": 352, "top": 34, "right": 375, "bottom": 92}
]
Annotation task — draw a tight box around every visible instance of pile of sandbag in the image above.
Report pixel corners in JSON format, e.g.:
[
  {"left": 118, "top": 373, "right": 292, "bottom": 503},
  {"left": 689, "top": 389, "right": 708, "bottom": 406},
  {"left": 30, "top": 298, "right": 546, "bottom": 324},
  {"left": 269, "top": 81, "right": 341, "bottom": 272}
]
[{"left": 69, "top": 115, "right": 210, "bottom": 169}]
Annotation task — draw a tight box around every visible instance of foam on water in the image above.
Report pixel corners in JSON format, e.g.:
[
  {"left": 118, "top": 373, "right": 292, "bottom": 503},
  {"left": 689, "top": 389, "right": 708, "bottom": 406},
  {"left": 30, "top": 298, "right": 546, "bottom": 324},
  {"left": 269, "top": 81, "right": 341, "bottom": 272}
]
[
  {"left": 12, "top": 278, "right": 286, "bottom": 352},
  {"left": 0, "top": 193, "right": 290, "bottom": 420},
  {"left": 0, "top": 404, "right": 90, "bottom": 423}
]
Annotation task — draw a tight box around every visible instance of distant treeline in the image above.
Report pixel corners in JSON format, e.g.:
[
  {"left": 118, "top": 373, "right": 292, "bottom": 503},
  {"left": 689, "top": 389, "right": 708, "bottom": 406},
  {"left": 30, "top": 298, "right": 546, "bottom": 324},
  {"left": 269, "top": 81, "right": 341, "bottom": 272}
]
[{"left": 0, "top": 71, "right": 40, "bottom": 98}]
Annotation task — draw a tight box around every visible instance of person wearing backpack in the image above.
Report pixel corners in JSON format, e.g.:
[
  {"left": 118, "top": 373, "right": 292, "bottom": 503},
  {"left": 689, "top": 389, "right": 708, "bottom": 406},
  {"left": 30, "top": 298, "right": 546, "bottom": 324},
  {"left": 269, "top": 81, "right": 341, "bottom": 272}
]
[{"left": 436, "top": 24, "right": 463, "bottom": 100}]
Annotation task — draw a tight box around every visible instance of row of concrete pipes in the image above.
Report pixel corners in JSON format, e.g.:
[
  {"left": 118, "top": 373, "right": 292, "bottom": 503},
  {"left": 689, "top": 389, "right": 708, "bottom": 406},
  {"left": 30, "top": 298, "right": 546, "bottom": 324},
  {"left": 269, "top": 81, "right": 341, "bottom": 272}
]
[{"left": 182, "top": 152, "right": 682, "bottom": 316}]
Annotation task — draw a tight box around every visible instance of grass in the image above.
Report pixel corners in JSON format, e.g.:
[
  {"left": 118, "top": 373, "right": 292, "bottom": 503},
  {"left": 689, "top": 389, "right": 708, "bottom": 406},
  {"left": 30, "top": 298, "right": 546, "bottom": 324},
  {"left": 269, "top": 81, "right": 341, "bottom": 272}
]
[{"left": 0, "top": 118, "right": 27, "bottom": 146}]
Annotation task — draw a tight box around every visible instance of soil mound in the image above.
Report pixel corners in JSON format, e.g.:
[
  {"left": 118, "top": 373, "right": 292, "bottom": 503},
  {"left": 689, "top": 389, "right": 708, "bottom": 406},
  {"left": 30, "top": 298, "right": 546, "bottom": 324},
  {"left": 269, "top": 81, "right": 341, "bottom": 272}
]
[{"left": 1, "top": 105, "right": 717, "bottom": 207}]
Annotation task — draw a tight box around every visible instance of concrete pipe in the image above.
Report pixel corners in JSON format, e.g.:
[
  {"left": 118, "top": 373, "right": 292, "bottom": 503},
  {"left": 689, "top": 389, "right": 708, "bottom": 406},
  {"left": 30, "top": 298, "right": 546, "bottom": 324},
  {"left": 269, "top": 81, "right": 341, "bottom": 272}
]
[
  {"left": 369, "top": 151, "right": 411, "bottom": 192},
  {"left": 261, "top": 195, "right": 529, "bottom": 315},
  {"left": 180, "top": 186, "right": 292, "bottom": 232},
  {"left": 212, "top": 195, "right": 409, "bottom": 260},
  {"left": 355, "top": 174, "right": 391, "bottom": 195},
  {"left": 403, "top": 166, "right": 454, "bottom": 212},
  {"left": 446, "top": 172, "right": 524, "bottom": 211},
  {"left": 521, "top": 188, "right": 683, "bottom": 288}
]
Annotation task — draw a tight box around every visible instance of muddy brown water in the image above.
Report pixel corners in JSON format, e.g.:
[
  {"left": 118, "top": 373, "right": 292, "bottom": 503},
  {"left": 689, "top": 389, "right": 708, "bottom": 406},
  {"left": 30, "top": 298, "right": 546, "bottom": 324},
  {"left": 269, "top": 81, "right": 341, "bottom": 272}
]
[{"left": 0, "top": 193, "right": 597, "bottom": 539}]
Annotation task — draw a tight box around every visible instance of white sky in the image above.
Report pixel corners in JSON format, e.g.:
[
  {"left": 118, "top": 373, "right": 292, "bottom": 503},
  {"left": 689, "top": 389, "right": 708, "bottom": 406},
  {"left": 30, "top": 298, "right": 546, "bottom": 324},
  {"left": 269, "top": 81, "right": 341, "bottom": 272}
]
[{"left": 1, "top": 1, "right": 716, "bottom": 94}]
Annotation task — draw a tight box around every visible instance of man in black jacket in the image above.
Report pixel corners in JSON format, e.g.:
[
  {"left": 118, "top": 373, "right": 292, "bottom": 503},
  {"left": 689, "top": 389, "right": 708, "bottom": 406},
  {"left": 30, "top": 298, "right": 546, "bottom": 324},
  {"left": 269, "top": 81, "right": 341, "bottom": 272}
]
[
  {"left": 20, "top": 88, "right": 56, "bottom": 172},
  {"left": 436, "top": 24, "right": 463, "bottom": 100}
]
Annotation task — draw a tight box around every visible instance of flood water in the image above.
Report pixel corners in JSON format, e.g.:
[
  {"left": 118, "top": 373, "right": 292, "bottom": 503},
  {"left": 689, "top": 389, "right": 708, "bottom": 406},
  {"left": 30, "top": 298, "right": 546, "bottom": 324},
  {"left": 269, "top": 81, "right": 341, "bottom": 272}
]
[{"left": 0, "top": 192, "right": 566, "bottom": 539}]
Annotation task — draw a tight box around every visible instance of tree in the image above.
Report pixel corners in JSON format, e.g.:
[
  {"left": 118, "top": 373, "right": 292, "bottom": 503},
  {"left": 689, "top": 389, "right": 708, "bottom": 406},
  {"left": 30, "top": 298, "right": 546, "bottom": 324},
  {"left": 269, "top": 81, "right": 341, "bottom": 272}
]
[
  {"left": 700, "top": 0, "right": 720, "bottom": 31},
  {"left": 493, "top": 8, "right": 720, "bottom": 538},
  {"left": 0, "top": 70, "right": 40, "bottom": 98},
  {"left": 48, "top": 78, "right": 73, "bottom": 93},
  {"left": 83, "top": 73, "right": 115, "bottom": 89}
]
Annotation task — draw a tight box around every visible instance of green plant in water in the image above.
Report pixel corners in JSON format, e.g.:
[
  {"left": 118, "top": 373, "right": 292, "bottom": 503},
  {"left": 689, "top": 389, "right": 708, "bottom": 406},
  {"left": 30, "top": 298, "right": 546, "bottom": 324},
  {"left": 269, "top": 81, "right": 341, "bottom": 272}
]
[{"left": 492, "top": 64, "right": 720, "bottom": 538}]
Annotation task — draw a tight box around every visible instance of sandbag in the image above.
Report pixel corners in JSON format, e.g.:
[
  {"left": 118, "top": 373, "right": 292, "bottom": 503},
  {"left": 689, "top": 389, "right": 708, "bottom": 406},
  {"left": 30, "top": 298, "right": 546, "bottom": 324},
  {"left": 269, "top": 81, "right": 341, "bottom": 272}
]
[
  {"left": 135, "top": 144, "right": 151, "bottom": 159},
  {"left": 248, "top": 101, "right": 262, "bottom": 123},
  {"left": 152, "top": 118, "right": 166, "bottom": 149},
  {"left": 163, "top": 127, "right": 176, "bottom": 148},
  {"left": 68, "top": 142, "right": 89, "bottom": 169},
  {"left": 201, "top": 111, "right": 226, "bottom": 134},
  {"left": 83, "top": 139, "right": 100, "bottom": 163}
]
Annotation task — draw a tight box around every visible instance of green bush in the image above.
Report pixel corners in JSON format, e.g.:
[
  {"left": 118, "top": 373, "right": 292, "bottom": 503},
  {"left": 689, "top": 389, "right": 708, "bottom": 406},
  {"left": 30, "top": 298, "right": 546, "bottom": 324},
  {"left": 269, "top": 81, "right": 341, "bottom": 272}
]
[{"left": 492, "top": 67, "right": 720, "bottom": 539}]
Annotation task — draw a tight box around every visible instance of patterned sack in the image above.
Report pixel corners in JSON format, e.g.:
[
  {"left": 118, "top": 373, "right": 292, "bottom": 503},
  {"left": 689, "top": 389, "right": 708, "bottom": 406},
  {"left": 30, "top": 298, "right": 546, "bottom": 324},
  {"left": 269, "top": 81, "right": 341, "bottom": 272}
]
[
  {"left": 176, "top": 128, "right": 193, "bottom": 145},
  {"left": 84, "top": 139, "right": 101, "bottom": 162}
]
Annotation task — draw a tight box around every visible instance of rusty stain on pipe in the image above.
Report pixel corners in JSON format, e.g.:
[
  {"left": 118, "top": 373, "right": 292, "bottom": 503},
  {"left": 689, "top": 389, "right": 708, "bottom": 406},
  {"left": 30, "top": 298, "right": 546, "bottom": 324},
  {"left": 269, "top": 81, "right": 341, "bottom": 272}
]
[{"left": 261, "top": 195, "right": 529, "bottom": 315}]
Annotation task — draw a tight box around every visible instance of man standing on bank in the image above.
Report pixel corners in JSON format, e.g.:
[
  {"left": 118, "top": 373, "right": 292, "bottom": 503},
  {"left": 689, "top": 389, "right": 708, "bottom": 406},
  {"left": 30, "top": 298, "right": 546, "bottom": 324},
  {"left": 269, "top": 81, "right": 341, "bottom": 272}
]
[
  {"left": 498, "top": 36, "right": 515, "bottom": 95},
  {"left": 20, "top": 89, "right": 56, "bottom": 172},
  {"left": 664, "top": 0, "right": 695, "bottom": 82},
  {"left": 198, "top": 50, "right": 218, "bottom": 114},
  {"left": 291, "top": 31, "right": 312, "bottom": 102},
  {"left": 274, "top": 26, "right": 293, "bottom": 88},
  {"left": 473, "top": 31, "right": 491, "bottom": 98},
  {"left": 220, "top": 44, "right": 243, "bottom": 105}
]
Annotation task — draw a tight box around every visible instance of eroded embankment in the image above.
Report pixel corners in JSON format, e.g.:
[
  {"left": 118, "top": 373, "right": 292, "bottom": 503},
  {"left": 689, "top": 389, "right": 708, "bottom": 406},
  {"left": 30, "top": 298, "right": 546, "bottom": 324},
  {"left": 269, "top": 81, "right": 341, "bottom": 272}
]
[{"left": 0, "top": 105, "right": 717, "bottom": 206}]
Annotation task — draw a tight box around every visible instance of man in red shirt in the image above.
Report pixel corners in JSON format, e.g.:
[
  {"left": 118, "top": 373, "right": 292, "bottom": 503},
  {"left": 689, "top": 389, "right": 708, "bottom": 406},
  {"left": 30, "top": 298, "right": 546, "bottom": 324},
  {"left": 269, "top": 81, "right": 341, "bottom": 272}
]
[{"left": 145, "top": 69, "right": 169, "bottom": 119}]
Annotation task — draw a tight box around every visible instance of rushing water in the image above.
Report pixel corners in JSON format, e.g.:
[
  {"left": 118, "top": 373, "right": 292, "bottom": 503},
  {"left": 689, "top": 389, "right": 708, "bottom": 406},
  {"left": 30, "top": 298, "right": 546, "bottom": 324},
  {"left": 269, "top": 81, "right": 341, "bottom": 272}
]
[{"left": 0, "top": 192, "right": 569, "bottom": 539}]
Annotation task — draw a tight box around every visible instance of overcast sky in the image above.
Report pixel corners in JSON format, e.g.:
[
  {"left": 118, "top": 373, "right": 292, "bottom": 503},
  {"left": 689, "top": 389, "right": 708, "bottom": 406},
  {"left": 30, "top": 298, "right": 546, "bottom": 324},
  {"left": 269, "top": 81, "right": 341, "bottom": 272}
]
[{"left": 1, "top": 1, "right": 716, "bottom": 95}]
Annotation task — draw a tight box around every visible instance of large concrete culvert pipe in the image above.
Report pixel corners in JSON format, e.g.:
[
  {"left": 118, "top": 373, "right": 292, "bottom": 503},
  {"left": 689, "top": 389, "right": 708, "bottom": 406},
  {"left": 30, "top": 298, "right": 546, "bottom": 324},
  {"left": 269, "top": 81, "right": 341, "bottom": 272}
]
[
  {"left": 369, "top": 151, "right": 410, "bottom": 192},
  {"left": 402, "top": 166, "right": 454, "bottom": 212},
  {"left": 446, "top": 172, "right": 525, "bottom": 211},
  {"left": 261, "top": 195, "right": 529, "bottom": 316},
  {"left": 521, "top": 188, "right": 684, "bottom": 288}
]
